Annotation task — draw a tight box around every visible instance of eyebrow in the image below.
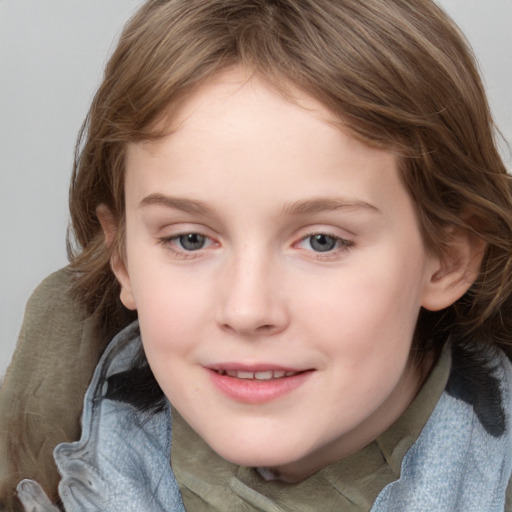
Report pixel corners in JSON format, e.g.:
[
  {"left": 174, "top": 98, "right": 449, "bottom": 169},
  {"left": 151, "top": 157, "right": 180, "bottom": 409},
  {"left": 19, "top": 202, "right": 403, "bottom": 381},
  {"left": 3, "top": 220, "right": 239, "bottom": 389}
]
[
  {"left": 282, "top": 197, "right": 380, "bottom": 215},
  {"left": 139, "top": 194, "right": 213, "bottom": 215},
  {"left": 139, "top": 193, "right": 380, "bottom": 216}
]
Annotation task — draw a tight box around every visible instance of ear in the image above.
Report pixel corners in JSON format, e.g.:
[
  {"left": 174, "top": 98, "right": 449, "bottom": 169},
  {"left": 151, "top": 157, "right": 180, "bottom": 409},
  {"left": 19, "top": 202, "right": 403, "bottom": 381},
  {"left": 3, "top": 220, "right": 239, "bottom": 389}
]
[
  {"left": 421, "top": 227, "right": 486, "bottom": 312},
  {"left": 96, "top": 204, "right": 136, "bottom": 311}
]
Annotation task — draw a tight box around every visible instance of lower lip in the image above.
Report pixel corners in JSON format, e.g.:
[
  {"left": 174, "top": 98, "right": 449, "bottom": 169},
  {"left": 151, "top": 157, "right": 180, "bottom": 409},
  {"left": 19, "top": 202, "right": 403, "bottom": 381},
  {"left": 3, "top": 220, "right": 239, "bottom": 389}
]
[{"left": 208, "top": 370, "right": 313, "bottom": 404}]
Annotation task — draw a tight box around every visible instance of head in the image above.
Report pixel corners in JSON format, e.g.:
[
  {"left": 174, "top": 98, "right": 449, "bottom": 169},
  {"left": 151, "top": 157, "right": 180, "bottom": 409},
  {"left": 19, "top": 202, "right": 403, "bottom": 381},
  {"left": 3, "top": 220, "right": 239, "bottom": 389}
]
[{"left": 68, "top": 0, "right": 512, "bottom": 477}]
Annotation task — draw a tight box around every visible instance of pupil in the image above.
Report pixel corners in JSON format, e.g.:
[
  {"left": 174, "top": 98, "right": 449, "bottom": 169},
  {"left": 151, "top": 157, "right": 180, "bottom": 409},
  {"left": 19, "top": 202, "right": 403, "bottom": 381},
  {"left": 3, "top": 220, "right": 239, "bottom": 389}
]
[
  {"left": 180, "top": 233, "right": 205, "bottom": 251},
  {"left": 310, "top": 234, "right": 336, "bottom": 252}
]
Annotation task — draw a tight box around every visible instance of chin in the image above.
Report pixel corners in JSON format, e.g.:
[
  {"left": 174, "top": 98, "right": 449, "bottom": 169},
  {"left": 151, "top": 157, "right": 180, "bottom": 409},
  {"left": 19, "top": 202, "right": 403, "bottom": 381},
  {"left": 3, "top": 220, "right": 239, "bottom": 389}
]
[{"left": 208, "top": 435, "right": 304, "bottom": 469}]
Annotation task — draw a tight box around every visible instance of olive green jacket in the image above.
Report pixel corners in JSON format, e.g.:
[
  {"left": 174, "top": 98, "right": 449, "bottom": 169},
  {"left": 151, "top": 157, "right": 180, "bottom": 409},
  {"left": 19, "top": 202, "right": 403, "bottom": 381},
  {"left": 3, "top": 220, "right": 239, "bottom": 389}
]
[
  {"left": 0, "top": 269, "right": 108, "bottom": 511},
  {"left": 2, "top": 268, "right": 512, "bottom": 511}
]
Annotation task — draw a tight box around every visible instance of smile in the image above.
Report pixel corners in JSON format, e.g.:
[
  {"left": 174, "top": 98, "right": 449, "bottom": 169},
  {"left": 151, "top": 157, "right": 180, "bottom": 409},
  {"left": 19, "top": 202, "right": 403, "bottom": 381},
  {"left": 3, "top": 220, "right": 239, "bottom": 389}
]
[
  {"left": 214, "top": 369, "right": 300, "bottom": 380},
  {"left": 208, "top": 367, "right": 313, "bottom": 403}
]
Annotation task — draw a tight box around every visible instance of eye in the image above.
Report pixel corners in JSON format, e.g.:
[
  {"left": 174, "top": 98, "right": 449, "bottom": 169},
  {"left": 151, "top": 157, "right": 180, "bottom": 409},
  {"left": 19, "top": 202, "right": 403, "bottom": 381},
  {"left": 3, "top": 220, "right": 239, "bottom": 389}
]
[
  {"left": 297, "top": 233, "right": 353, "bottom": 253},
  {"left": 308, "top": 234, "right": 337, "bottom": 252},
  {"left": 159, "top": 231, "right": 215, "bottom": 256},
  {"left": 176, "top": 233, "right": 207, "bottom": 251}
]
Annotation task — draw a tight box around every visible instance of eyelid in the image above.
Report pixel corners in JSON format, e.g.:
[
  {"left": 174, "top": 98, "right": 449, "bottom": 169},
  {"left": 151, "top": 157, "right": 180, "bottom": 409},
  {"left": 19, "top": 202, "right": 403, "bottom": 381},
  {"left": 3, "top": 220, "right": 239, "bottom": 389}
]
[
  {"left": 296, "top": 232, "right": 353, "bottom": 249},
  {"left": 293, "top": 230, "right": 355, "bottom": 260},
  {"left": 174, "top": 233, "right": 214, "bottom": 249},
  {"left": 156, "top": 221, "right": 217, "bottom": 240},
  {"left": 155, "top": 223, "right": 355, "bottom": 261},
  {"left": 157, "top": 225, "right": 219, "bottom": 259}
]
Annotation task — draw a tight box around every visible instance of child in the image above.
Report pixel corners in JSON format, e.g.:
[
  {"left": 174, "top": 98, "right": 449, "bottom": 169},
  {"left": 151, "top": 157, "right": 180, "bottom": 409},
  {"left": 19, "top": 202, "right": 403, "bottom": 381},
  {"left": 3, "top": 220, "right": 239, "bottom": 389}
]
[{"left": 1, "top": 0, "right": 512, "bottom": 510}]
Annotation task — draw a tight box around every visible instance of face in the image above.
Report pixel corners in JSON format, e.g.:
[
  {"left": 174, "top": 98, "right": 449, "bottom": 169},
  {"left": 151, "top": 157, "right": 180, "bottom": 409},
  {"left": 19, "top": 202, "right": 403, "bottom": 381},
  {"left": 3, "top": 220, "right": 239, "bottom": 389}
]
[{"left": 116, "top": 69, "right": 444, "bottom": 480}]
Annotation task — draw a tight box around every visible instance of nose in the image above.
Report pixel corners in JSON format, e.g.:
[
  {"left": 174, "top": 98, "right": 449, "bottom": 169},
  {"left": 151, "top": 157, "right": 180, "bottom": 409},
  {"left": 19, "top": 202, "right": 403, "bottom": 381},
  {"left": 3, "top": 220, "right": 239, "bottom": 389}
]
[{"left": 215, "top": 249, "right": 290, "bottom": 337}]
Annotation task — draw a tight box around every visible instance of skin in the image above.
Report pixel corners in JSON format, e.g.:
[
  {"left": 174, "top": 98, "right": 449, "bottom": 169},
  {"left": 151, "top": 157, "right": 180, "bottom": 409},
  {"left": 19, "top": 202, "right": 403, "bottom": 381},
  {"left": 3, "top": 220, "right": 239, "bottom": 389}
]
[{"left": 105, "top": 68, "right": 477, "bottom": 482}]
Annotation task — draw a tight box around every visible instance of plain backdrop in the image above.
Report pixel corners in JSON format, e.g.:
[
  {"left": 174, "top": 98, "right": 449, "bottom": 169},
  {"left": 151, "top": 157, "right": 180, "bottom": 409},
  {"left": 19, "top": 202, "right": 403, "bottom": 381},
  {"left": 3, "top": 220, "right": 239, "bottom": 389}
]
[{"left": 1, "top": 0, "right": 511, "bottom": 377}]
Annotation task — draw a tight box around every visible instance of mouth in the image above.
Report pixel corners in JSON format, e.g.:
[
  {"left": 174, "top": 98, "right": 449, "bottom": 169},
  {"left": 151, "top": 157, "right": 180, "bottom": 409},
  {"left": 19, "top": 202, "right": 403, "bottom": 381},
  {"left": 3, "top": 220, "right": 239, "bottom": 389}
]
[
  {"left": 207, "top": 366, "right": 313, "bottom": 403},
  {"left": 213, "top": 369, "right": 301, "bottom": 380}
]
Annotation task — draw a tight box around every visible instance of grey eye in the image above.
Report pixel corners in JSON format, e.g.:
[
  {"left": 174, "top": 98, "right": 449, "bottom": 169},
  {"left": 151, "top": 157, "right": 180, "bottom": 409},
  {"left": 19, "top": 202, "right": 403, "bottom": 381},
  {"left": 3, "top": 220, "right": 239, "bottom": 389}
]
[
  {"left": 309, "top": 234, "right": 337, "bottom": 252},
  {"left": 178, "top": 233, "right": 206, "bottom": 251}
]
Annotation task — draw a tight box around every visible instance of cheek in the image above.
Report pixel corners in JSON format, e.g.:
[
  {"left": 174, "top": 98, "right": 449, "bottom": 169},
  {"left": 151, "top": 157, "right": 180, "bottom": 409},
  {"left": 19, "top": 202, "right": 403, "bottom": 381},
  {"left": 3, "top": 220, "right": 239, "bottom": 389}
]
[
  {"left": 128, "top": 258, "right": 211, "bottom": 356},
  {"left": 133, "top": 276, "right": 206, "bottom": 400},
  {"left": 298, "top": 247, "right": 427, "bottom": 392},
  {"left": 137, "top": 292, "right": 202, "bottom": 355},
  {"left": 306, "top": 256, "right": 424, "bottom": 341}
]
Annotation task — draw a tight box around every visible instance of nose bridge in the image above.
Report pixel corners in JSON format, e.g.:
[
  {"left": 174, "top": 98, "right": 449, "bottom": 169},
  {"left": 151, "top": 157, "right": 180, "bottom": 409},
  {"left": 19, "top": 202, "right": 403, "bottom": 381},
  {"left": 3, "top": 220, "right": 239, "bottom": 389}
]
[{"left": 217, "top": 242, "right": 288, "bottom": 336}]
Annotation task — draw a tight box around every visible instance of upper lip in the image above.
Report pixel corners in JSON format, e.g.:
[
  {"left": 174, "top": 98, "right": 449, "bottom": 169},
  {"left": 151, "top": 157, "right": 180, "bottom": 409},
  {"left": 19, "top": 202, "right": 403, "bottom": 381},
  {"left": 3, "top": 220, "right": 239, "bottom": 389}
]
[{"left": 206, "top": 363, "right": 308, "bottom": 373}]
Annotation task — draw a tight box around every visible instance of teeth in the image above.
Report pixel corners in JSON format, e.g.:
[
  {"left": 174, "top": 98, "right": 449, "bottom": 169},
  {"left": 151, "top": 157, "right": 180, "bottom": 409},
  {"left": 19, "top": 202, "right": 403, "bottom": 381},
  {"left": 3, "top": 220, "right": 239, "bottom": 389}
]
[
  {"left": 216, "top": 369, "right": 298, "bottom": 380},
  {"left": 237, "top": 371, "right": 254, "bottom": 379},
  {"left": 254, "top": 371, "right": 273, "bottom": 380}
]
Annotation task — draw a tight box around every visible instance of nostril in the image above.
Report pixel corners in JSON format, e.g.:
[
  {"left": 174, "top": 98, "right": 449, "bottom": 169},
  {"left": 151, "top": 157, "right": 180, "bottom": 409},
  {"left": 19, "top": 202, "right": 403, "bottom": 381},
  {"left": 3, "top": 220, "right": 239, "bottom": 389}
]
[
  {"left": 220, "top": 322, "right": 278, "bottom": 335},
  {"left": 257, "top": 324, "right": 276, "bottom": 332},
  {"left": 216, "top": 296, "right": 290, "bottom": 336}
]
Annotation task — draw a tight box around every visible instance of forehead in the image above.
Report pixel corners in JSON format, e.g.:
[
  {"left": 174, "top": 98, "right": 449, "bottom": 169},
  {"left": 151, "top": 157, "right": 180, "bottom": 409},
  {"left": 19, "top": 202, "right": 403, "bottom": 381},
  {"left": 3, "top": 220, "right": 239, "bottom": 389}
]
[
  {"left": 124, "top": 68, "right": 409, "bottom": 220},
  {"left": 141, "top": 69, "right": 343, "bottom": 151}
]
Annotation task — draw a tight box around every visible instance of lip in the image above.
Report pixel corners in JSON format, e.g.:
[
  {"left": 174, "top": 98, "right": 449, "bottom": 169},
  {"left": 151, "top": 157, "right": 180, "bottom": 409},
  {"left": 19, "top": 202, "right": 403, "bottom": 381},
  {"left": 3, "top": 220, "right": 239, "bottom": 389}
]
[
  {"left": 207, "top": 365, "right": 313, "bottom": 404},
  {"left": 208, "top": 362, "right": 302, "bottom": 373}
]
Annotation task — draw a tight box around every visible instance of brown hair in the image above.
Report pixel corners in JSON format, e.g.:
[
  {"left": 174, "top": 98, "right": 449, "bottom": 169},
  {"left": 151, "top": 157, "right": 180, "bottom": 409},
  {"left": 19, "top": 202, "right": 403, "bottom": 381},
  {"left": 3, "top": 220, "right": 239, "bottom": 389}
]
[{"left": 68, "top": 0, "right": 512, "bottom": 353}]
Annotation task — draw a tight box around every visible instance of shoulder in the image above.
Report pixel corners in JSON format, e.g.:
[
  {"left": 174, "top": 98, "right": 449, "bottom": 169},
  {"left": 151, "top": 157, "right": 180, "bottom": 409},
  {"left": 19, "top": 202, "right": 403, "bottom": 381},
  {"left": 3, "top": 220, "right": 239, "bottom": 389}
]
[
  {"left": 372, "top": 342, "right": 512, "bottom": 511},
  {"left": 446, "top": 343, "right": 512, "bottom": 438},
  {"left": 0, "top": 267, "right": 108, "bottom": 511},
  {"left": 4, "top": 267, "right": 105, "bottom": 396}
]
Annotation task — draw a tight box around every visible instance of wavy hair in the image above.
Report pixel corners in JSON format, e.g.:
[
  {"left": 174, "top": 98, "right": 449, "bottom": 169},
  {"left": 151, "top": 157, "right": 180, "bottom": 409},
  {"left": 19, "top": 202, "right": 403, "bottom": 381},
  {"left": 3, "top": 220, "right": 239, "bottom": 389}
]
[{"left": 68, "top": 0, "right": 512, "bottom": 355}]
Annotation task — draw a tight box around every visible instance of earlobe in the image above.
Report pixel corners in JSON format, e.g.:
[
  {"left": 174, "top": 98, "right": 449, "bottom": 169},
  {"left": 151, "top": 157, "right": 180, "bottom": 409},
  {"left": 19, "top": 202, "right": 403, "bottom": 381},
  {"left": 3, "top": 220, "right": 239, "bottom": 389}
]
[
  {"left": 421, "top": 228, "right": 486, "bottom": 312},
  {"left": 96, "top": 204, "right": 137, "bottom": 311},
  {"left": 118, "top": 281, "right": 137, "bottom": 311}
]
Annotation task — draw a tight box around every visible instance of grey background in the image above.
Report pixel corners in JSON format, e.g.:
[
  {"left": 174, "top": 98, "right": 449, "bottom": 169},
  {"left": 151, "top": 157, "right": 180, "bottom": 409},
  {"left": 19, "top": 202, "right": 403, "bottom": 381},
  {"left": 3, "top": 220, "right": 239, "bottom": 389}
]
[{"left": 1, "top": 0, "right": 511, "bottom": 377}]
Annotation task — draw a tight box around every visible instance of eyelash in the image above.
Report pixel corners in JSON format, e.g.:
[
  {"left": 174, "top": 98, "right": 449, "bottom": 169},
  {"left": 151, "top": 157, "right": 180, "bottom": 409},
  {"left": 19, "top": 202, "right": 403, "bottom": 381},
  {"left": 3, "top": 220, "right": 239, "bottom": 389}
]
[
  {"left": 158, "top": 233, "right": 215, "bottom": 260},
  {"left": 295, "top": 233, "right": 354, "bottom": 260},
  {"left": 158, "top": 231, "right": 354, "bottom": 260}
]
